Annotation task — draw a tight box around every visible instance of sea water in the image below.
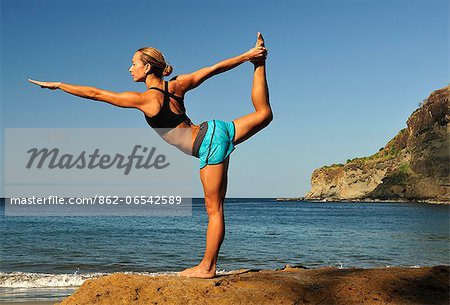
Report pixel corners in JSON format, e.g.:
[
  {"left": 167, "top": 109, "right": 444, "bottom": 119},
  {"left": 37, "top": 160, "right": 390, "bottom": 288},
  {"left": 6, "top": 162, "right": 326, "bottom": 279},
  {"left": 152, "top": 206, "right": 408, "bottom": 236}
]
[{"left": 1, "top": 198, "right": 449, "bottom": 302}]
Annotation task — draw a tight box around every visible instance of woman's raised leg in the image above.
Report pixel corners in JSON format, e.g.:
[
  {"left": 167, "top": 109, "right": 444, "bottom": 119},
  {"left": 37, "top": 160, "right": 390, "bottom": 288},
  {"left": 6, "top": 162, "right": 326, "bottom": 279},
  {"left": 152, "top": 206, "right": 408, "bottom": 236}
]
[
  {"left": 178, "top": 157, "right": 229, "bottom": 278},
  {"left": 233, "top": 33, "right": 273, "bottom": 145}
]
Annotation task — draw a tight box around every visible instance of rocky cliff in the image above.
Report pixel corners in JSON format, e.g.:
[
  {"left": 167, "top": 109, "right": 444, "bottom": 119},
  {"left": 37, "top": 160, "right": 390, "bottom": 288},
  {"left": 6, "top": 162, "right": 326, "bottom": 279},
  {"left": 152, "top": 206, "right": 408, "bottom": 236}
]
[{"left": 306, "top": 85, "right": 449, "bottom": 202}]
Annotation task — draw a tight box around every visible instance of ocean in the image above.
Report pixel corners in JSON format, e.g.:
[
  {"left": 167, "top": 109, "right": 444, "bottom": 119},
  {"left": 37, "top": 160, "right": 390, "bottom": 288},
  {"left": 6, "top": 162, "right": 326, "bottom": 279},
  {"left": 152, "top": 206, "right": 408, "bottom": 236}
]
[{"left": 1, "top": 198, "right": 449, "bottom": 302}]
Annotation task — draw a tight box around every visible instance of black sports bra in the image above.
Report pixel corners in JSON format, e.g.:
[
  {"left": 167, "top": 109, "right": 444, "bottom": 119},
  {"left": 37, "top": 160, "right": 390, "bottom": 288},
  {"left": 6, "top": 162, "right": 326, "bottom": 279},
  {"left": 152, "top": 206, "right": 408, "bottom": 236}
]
[{"left": 144, "top": 80, "right": 188, "bottom": 129}]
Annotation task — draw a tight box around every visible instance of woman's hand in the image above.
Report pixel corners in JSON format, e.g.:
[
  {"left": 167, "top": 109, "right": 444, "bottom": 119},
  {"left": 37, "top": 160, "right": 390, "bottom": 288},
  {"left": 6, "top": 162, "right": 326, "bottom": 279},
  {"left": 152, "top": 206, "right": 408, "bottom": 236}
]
[
  {"left": 244, "top": 46, "right": 268, "bottom": 62},
  {"left": 28, "top": 79, "right": 61, "bottom": 90}
]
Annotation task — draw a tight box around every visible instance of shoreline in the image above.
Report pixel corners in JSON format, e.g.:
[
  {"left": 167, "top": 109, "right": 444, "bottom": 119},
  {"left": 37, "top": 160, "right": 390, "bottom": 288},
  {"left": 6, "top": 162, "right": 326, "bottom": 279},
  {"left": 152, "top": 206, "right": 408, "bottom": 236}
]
[
  {"left": 1, "top": 303, "right": 58, "bottom": 305},
  {"left": 5, "top": 265, "right": 448, "bottom": 305},
  {"left": 276, "top": 197, "right": 450, "bottom": 204}
]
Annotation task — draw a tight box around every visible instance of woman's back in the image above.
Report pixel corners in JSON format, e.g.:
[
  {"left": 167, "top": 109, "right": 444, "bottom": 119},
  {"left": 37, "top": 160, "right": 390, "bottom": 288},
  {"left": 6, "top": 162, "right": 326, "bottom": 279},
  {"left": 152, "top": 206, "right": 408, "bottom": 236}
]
[{"left": 143, "top": 80, "right": 189, "bottom": 129}]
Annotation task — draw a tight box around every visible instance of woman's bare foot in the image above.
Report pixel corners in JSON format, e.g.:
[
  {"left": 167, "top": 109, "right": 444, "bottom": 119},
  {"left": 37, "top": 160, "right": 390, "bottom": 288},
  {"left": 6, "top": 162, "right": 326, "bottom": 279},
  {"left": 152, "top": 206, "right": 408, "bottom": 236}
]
[
  {"left": 178, "top": 263, "right": 216, "bottom": 279},
  {"left": 255, "top": 32, "right": 265, "bottom": 48},
  {"left": 251, "top": 32, "right": 267, "bottom": 65}
]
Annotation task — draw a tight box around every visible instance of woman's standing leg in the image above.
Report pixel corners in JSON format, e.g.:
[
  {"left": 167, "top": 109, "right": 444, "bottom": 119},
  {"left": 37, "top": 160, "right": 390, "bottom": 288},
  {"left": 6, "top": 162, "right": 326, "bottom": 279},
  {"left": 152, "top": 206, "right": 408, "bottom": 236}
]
[
  {"left": 233, "top": 33, "right": 272, "bottom": 145},
  {"left": 179, "top": 33, "right": 271, "bottom": 278},
  {"left": 179, "top": 157, "right": 229, "bottom": 278}
]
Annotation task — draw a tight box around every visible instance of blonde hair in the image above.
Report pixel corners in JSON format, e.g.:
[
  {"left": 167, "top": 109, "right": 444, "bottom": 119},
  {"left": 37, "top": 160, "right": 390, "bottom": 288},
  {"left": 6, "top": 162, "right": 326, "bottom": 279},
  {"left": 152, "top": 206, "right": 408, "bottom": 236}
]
[{"left": 137, "top": 47, "right": 173, "bottom": 78}]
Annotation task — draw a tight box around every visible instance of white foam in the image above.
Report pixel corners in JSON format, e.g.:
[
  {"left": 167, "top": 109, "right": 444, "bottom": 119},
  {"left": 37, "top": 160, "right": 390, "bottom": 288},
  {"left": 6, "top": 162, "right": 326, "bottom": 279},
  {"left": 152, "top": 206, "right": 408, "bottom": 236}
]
[
  {"left": 0, "top": 269, "right": 235, "bottom": 288},
  {"left": 0, "top": 270, "right": 185, "bottom": 288},
  {"left": 0, "top": 271, "right": 106, "bottom": 288}
]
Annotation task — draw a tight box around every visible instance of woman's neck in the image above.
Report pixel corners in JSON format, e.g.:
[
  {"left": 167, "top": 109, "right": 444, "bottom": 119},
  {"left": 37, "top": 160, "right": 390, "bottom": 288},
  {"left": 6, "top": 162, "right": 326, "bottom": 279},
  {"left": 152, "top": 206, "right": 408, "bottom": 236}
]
[{"left": 145, "top": 75, "right": 164, "bottom": 89}]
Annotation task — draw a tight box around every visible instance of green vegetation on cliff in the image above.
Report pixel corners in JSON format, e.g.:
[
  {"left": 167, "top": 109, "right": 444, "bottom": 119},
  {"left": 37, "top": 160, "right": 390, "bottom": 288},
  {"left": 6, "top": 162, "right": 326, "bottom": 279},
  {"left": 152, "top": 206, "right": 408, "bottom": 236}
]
[
  {"left": 307, "top": 85, "right": 449, "bottom": 202},
  {"left": 388, "top": 162, "right": 413, "bottom": 185},
  {"left": 341, "top": 128, "right": 407, "bottom": 166}
]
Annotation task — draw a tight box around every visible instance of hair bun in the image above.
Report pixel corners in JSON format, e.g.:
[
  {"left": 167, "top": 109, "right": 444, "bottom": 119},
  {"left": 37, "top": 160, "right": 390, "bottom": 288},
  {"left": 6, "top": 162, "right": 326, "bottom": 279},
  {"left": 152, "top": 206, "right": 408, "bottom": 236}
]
[{"left": 163, "top": 64, "right": 173, "bottom": 77}]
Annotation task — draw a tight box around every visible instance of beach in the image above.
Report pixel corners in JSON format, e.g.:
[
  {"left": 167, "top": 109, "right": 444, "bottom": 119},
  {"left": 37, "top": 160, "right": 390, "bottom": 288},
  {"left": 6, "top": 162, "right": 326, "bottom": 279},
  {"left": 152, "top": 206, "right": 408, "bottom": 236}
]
[
  {"left": 3, "top": 265, "right": 447, "bottom": 304},
  {"left": 49, "top": 265, "right": 449, "bottom": 304}
]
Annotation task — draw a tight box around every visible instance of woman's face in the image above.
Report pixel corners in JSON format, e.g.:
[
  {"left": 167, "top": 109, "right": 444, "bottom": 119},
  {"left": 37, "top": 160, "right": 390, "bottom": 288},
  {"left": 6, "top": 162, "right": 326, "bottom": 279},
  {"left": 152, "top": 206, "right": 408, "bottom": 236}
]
[{"left": 129, "top": 52, "right": 149, "bottom": 82}]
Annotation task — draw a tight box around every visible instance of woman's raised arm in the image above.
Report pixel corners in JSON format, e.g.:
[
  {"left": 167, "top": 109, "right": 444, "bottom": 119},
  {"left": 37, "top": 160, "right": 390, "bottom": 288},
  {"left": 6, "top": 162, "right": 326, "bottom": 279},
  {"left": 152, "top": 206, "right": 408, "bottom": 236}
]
[
  {"left": 174, "top": 46, "right": 267, "bottom": 94},
  {"left": 28, "top": 79, "right": 146, "bottom": 109}
]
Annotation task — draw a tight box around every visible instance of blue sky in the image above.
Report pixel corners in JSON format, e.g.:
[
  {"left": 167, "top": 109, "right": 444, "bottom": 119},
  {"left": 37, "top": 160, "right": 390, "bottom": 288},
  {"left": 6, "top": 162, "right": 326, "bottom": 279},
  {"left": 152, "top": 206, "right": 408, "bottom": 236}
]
[{"left": 1, "top": 0, "right": 448, "bottom": 197}]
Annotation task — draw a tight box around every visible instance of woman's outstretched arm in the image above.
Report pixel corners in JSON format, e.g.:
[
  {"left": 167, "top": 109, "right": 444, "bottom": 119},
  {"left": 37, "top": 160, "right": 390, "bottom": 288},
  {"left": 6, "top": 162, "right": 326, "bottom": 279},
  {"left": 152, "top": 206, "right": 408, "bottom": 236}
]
[
  {"left": 28, "top": 79, "right": 146, "bottom": 109},
  {"left": 175, "top": 46, "right": 267, "bottom": 93}
]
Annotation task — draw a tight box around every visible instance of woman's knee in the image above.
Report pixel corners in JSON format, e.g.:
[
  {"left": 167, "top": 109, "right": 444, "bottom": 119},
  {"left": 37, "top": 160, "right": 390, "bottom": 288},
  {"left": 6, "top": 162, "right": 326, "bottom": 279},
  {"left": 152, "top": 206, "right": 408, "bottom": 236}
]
[
  {"left": 205, "top": 207, "right": 224, "bottom": 219},
  {"left": 204, "top": 198, "right": 224, "bottom": 217},
  {"left": 258, "top": 109, "right": 273, "bottom": 127}
]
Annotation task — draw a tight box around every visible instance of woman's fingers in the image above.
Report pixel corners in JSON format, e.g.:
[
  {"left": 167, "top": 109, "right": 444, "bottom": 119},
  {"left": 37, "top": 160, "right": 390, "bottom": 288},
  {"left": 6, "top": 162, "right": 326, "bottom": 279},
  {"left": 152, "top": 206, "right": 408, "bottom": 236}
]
[
  {"left": 245, "top": 46, "right": 268, "bottom": 62},
  {"left": 252, "top": 47, "right": 267, "bottom": 56},
  {"left": 28, "top": 79, "right": 41, "bottom": 85},
  {"left": 28, "top": 79, "right": 47, "bottom": 87},
  {"left": 28, "top": 79, "right": 59, "bottom": 90},
  {"left": 256, "top": 47, "right": 268, "bottom": 56},
  {"left": 256, "top": 48, "right": 267, "bottom": 58}
]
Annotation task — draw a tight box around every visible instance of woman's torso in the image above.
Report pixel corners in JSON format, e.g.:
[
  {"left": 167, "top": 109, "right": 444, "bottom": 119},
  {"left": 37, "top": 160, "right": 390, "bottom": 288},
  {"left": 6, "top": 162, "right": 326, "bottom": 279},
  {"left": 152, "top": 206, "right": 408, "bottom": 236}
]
[{"left": 139, "top": 79, "right": 200, "bottom": 155}]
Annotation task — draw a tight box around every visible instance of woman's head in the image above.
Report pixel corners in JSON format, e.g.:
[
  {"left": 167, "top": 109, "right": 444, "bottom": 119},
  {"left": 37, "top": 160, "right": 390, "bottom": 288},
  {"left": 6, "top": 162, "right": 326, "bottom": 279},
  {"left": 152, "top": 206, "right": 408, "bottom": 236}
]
[{"left": 129, "top": 47, "right": 172, "bottom": 82}]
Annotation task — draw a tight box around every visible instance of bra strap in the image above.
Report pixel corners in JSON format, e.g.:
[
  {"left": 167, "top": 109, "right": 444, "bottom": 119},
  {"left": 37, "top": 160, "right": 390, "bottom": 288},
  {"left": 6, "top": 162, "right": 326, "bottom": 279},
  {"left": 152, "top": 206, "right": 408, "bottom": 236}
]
[
  {"left": 148, "top": 83, "right": 184, "bottom": 103},
  {"left": 147, "top": 87, "right": 165, "bottom": 94}
]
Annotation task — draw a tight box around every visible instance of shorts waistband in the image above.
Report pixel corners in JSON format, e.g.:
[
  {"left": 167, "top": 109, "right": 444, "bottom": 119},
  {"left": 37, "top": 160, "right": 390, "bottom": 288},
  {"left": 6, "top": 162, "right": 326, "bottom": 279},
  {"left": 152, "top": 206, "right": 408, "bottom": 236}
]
[{"left": 192, "top": 121, "right": 208, "bottom": 158}]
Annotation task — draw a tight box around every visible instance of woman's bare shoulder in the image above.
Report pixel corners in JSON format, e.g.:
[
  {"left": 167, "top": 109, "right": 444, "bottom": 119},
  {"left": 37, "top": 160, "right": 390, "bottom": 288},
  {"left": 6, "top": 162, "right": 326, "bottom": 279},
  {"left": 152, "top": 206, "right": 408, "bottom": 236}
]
[
  {"left": 139, "top": 90, "right": 163, "bottom": 116},
  {"left": 168, "top": 75, "right": 186, "bottom": 97}
]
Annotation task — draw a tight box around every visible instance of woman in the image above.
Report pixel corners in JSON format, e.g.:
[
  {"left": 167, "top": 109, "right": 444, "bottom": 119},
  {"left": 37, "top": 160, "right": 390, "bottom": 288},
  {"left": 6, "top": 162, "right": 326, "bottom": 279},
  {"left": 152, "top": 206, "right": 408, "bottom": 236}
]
[{"left": 29, "top": 32, "right": 272, "bottom": 279}]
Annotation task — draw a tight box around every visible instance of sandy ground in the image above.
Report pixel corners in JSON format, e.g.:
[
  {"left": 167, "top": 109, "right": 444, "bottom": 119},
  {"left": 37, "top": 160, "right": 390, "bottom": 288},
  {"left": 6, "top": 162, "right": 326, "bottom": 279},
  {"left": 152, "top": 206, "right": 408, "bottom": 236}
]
[{"left": 50, "top": 265, "right": 449, "bottom": 305}]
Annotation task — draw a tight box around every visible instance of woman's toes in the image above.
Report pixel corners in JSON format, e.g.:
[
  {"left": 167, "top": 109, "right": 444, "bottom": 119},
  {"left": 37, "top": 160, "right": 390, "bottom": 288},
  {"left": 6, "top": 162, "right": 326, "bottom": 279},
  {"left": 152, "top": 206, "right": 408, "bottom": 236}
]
[{"left": 256, "top": 32, "right": 265, "bottom": 47}]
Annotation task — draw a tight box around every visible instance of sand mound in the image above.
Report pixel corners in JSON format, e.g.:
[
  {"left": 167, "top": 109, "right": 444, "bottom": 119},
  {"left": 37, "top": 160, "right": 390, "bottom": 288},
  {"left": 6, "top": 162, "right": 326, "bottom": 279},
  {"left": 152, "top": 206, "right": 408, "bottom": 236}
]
[{"left": 57, "top": 265, "right": 449, "bottom": 305}]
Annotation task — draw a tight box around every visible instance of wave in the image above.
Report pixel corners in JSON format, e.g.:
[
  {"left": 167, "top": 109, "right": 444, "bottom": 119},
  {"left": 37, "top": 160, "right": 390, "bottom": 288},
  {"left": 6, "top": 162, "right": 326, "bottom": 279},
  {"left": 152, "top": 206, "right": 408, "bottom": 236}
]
[
  {"left": 0, "top": 268, "right": 245, "bottom": 289},
  {"left": 0, "top": 270, "right": 180, "bottom": 288}
]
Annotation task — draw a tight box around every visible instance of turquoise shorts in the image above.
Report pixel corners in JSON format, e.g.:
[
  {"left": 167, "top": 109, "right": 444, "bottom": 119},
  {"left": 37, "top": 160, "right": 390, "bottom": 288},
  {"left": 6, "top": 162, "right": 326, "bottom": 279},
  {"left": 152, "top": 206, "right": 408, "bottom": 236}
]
[{"left": 193, "top": 120, "right": 236, "bottom": 169}]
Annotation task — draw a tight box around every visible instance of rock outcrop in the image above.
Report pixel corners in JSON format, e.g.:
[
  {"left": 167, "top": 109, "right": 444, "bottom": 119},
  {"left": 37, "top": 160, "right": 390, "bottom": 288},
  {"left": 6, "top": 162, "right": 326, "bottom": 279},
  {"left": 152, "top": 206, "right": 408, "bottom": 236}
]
[
  {"left": 55, "top": 266, "right": 449, "bottom": 305},
  {"left": 306, "top": 85, "right": 449, "bottom": 202}
]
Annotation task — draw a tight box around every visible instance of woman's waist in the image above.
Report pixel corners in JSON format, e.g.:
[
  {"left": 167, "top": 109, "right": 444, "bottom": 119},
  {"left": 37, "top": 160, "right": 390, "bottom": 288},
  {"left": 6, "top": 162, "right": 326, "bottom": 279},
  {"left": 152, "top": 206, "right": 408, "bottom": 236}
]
[{"left": 158, "top": 123, "right": 201, "bottom": 156}]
